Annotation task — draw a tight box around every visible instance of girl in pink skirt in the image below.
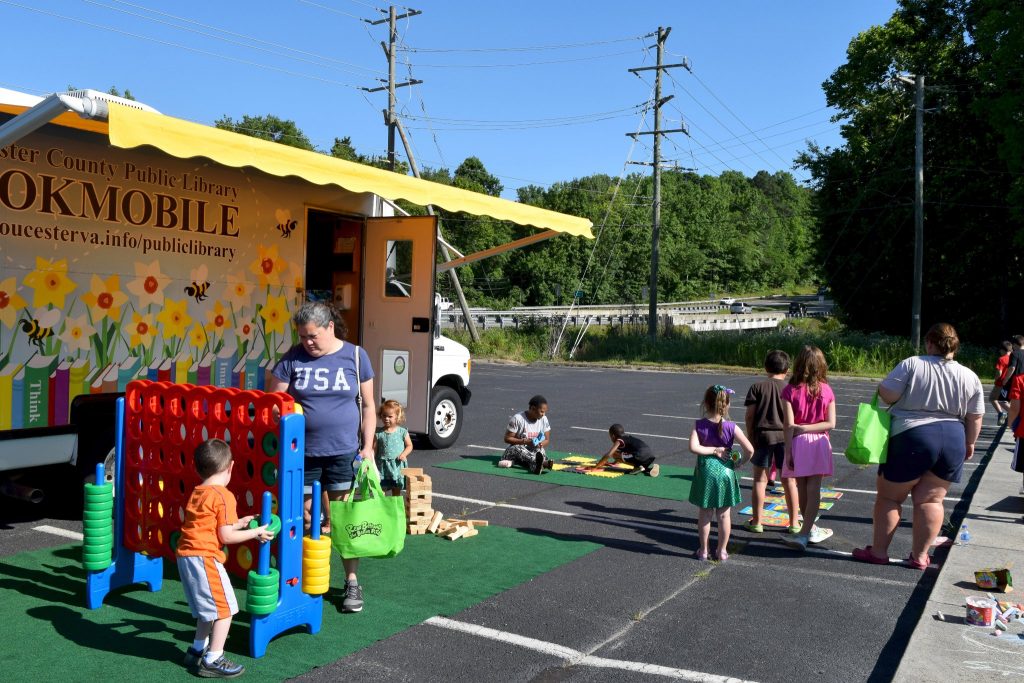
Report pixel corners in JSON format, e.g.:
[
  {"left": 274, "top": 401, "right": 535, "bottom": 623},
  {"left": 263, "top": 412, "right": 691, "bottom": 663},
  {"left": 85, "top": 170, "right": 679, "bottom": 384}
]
[{"left": 781, "top": 346, "right": 837, "bottom": 551}]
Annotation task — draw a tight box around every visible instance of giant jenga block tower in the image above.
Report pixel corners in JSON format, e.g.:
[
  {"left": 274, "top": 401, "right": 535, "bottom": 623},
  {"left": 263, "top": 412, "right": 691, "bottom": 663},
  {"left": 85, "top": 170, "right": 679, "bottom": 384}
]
[{"left": 403, "top": 468, "right": 433, "bottom": 535}]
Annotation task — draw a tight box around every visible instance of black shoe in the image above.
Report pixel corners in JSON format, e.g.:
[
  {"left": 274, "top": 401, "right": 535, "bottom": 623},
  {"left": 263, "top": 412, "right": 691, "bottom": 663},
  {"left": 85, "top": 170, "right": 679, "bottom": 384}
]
[
  {"left": 183, "top": 646, "right": 206, "bottom": 674},
  {"left": 342, "top": 580, "right": 364, "bottom": 613},
  {"left": 544, "top": 459, "right": 554, "bottom": 471},
  {"left": 197, "top": 655, "right": 245, "bottom": 678},
  {"left": 533, "top": 452, "right": 545, "bottom": 474},
  {"left": 767, "top": 479, "right": 776, "bottom": 488}
]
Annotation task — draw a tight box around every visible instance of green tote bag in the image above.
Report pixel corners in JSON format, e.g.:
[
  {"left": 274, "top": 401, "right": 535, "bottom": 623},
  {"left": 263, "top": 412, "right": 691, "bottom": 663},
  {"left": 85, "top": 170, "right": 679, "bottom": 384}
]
[
  {"left": 846, "top": 392, "right": 890, "bottom": 465},
  {"left": 329, "top": 459, "right": 406, "bottom": 559}
]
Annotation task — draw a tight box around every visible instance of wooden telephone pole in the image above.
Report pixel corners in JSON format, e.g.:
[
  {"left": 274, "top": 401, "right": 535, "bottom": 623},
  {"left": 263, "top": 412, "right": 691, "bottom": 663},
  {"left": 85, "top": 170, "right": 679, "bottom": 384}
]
[{"left": 627, "top": 27, "right": 689, "bottom": 342}]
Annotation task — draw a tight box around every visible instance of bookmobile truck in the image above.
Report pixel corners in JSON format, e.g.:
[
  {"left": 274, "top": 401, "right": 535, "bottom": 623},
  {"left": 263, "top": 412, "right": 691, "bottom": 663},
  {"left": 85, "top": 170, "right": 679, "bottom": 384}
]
[{"left": 0, "top": 88, "right": 592, "bottom": 508}]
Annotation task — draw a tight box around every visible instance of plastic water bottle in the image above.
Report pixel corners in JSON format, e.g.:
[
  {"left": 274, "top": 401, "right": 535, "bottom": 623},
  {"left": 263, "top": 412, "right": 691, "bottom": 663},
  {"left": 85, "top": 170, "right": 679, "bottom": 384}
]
[{"left": 958, "top": 523, "right": 971, "bottom": 546}]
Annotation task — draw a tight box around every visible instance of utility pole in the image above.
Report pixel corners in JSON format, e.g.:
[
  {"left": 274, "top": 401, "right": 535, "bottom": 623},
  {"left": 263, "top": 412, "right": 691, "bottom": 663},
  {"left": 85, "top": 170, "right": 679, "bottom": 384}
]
[
  {"left": 896, "top": 74, "right": 925, "bottom": 350},
  {"left": 912, "top": 74, "right": 924, "bottom": 351},
  {"left": 364, "top": 6, "right": 422, "bottom": 171},
  {"left": 365, "top": 6, "right": 479, "bottom": 342},
  {"left": 627, "top": 28, "right": 688, "bottom": 342}
]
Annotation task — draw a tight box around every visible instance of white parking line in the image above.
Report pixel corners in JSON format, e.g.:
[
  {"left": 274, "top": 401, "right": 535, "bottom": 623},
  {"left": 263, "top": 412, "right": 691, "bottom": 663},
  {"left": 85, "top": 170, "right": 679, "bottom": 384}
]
[
  {"left": 33, "top": 525, "right": 83, "bottom": 541},
  {"left": 424, "top": 616, "right": 760, "bottom": 682},
  {"left": 736, "top": 478, "right": 961, "bottom": 502}
]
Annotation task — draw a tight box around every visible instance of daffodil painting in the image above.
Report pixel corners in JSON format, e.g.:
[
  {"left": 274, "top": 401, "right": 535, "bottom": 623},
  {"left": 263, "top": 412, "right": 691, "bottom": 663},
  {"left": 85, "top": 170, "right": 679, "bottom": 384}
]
[{"left": 0, "top": 128, "right": 308, "bottom": 430}]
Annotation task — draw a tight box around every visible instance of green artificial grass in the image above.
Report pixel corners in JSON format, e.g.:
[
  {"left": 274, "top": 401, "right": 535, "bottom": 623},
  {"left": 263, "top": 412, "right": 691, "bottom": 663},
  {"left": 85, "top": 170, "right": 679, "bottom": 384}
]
[
  {"left": 435, "top": 451, "right": 694, "bottom": 501},
  {"left": 0, "top": 526, "right": 597, "bottom": 681}
]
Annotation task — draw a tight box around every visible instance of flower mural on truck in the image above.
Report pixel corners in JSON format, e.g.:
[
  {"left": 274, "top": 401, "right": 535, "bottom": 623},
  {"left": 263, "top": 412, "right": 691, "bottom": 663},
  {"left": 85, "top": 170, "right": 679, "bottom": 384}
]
[
  {"left": 0, "top": 276, "right": 28, "bottom": 329},
  {"left": 250, "top": 244, "right": 287, "bottom": 287},
  {"left": 125, "top": 260, "right": 171, "bottom": 308},
  {"left": 22, "top": 257, "right": 77, "bottom": 309},
  {"left": 59, "top": 313, "right": 95, "bottom": 355}
]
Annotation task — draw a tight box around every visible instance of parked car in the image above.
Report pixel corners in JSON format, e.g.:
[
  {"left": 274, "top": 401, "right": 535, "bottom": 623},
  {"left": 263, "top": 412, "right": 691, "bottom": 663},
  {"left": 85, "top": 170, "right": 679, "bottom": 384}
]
[
  {"left": 719, "top": 297, "right": 737, "bottom": 306},
  {"left": 435, "top": 294, "right": 454, "bottom": 311},
  {"left": 730, "top": 302, "right": 752, "bottom": 314},
  {"left": 788, "top": 302, "right": 807, "bottom": 317}
]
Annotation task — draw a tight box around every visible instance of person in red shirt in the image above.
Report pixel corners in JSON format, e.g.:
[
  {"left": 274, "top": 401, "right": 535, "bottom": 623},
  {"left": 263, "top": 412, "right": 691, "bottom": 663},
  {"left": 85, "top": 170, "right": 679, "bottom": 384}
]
[
  {"left": 1006, "top": 374, "right": 1024, "bottom": 494},
  {"left": 992, "top": 341, "right": 1012, "bottom": 424}
]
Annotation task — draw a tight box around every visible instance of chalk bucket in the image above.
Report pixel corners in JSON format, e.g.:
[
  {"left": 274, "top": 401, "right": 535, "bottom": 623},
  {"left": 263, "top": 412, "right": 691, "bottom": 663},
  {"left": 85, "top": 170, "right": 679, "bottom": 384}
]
[{"left": 966, "top": 597, "right": 997, "bottom": 627}]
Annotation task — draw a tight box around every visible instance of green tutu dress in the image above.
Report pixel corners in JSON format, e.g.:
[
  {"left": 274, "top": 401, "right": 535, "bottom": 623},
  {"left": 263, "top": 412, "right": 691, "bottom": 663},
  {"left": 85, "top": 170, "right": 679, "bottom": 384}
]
[{"left": 688, "top": 418, "right": 741, "bottom": 508}]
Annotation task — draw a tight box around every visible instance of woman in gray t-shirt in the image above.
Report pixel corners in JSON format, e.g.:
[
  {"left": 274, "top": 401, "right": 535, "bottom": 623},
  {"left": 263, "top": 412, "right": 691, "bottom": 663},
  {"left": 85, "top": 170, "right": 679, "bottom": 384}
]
[{"left": 853, "top": 323, "right": 984, "bottom": 570}]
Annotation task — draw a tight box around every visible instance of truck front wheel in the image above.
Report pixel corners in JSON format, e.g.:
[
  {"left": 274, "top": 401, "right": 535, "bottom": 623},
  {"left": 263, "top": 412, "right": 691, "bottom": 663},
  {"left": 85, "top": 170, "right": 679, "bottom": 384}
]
[{"left": 427, "top": 386, "right": 462, "bottom": 449}]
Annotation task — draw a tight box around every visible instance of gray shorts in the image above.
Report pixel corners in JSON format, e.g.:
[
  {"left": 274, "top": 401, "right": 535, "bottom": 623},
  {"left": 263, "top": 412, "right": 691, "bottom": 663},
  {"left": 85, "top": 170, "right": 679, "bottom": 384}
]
[{"left": 177, "top": 554, "right": 239, "bottom": 622}]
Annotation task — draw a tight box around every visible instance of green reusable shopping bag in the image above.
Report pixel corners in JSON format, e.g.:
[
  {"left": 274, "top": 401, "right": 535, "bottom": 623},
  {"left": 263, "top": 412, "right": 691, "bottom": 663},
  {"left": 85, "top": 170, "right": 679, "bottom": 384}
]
[
  {"left": 846, "top": 392, "right": 890, "bottom": 465},
  {"left": 329, "top": 459, "right": 406, "bottom": 559}
]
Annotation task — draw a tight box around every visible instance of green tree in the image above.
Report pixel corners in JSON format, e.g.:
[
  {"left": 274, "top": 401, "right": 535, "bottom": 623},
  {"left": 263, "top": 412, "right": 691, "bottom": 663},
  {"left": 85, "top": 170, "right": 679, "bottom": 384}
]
[
  {"left": 214, "top": 114, "right": 316, "bottom": 151},
  {"left": 797, "top": 0, "right": 1021, "bottom": 339}
]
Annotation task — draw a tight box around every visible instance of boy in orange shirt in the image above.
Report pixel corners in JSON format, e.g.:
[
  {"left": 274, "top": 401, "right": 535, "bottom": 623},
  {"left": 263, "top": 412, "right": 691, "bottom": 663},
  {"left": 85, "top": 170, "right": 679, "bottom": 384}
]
[{"left": 176, "top": 438, "right": 274, "bottom": 678}]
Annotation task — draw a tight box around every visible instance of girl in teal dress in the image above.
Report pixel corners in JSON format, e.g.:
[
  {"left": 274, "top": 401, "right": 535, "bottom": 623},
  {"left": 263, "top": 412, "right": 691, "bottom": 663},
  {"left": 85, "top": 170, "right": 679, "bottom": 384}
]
[
  {"left": 374, "top": 400, "right": 413, "bottom": 495},
  {"left": 688, "top": 385, "right": 755, "bottom": 561}
]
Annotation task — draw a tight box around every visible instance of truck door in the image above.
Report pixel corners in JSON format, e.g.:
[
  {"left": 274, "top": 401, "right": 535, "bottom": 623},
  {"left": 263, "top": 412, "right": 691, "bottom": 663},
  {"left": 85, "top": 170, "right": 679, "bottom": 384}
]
[{"left": 362, "top": 215, "right": 437, "bottom": 435}]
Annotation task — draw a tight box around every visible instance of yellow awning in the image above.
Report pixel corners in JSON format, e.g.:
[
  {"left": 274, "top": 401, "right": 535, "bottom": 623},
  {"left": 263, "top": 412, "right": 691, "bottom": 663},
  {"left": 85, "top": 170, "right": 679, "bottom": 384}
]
[{"left": 106, "top": 103, "right": 593, "bottom": 238}]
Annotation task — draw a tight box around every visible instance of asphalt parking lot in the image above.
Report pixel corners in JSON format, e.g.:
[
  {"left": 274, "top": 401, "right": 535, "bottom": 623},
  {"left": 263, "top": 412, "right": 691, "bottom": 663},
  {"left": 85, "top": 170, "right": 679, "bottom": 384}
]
[{"left": 0, "top": 361, "right": 998, "bottom": 682}]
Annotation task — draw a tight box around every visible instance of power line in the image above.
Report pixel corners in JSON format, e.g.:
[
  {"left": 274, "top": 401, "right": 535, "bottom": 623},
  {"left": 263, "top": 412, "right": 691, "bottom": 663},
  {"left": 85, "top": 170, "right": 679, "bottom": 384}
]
[
  {"left": 399, "top": 33, "right": 654, "bottom": 53},
  {"left": 398, "top": 49, "right": 641, "bottom": 69},
  {"left": 295, "top": 0, "right": 368, "bottom": 21},
  {"left": 84, "top": 0, "right": 387, "bottom": 77},
  {"left": 0, "top": 0, "right": 365, "bottom": 90}
]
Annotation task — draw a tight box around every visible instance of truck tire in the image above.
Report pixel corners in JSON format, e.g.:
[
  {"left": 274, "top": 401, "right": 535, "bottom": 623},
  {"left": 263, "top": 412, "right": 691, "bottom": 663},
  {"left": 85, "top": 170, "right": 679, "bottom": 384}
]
[{"left": 427, "top": 386, "right": 462, "bottom": 449}]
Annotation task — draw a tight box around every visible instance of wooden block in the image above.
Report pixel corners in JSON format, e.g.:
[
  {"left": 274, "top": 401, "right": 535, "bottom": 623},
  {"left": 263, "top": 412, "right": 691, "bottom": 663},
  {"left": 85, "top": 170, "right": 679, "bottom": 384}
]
[
  {"left": 426, "top": 510, "right": 444, "bottom": 533},
  {"left": 402, "top": 468, "right": 425, "bottom": 478},
  {"left": 465, "top": 519, "right": 489, "bottom": 527},
  {"left": 446, "top": 526, "right": 469, "bottom": 541},
  {"left": 461, "top": 528, "right": 479, "bottom": 539}
]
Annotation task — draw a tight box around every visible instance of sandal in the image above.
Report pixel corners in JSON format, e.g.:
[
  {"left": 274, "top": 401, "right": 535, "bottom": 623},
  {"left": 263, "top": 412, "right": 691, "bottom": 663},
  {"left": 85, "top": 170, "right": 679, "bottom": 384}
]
[
  {"left": 716, "top": 549, "right": 729, "bottom": 562},
  {"left": 744, "top": 521, "right": 764, "bottom": 533},
  {"left": 903, "top": 554, "right": 931, "bottom": 570},
  {"left": 852, "top": 546, "right": 889, "bottom": 565},
  {"left": 694, "top": 549, "right": 708, "bottom": 561}
]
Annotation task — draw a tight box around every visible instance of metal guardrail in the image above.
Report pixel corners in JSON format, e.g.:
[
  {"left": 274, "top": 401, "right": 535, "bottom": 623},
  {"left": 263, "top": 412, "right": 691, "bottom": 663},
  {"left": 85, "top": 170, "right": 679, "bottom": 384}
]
[{"left": 437, "top": 310, "right": 803, "bottom": 332}]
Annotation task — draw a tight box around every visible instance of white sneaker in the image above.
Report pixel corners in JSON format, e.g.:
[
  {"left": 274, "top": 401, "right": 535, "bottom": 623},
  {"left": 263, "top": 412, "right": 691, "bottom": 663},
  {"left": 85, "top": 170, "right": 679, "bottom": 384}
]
[
  {"left": 497, "top": 459, "right": 513, "bottom": 468},
  {"left": 782, "top": 534, "right": 808, "bottom": 551},
  {"left": 808, "top": 526, "right": 834, "bottom": 544}
]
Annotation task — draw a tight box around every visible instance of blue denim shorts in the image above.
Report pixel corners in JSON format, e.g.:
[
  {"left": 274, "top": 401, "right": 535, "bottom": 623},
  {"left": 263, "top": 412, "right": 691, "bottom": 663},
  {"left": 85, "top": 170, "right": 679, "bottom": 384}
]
[
  {"left": 878, "top": 421, "right": 965, "bottom": 484},
  {"left": 751, "top": 442, "right": 785, "bottom": 470},
  {"left": 304, "top": 453, "right": 357, "bottom": 493}
]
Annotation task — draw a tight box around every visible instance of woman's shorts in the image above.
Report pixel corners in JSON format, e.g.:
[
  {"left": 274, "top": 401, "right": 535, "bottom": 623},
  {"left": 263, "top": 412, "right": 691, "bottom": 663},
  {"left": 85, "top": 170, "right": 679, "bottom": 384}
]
[
  {"left": 879, "top": 421, "right": 965, "bottom": 484},
  {"left": 781, "top": 433, "right": 833, "bottom": 478},
  {"left": 751, "top": 443, "right": 785, "bottom": 470},
  {"left": 304, "top": 453, "right": 357, "bottom": 494}
]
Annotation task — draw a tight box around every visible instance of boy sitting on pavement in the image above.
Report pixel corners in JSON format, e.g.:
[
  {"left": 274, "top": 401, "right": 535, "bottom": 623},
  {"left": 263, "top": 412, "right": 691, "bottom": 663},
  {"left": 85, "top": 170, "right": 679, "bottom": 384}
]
[
  {"left": 587, "top": 424, "right": 660, "bottom": 477},
  {"left": 176, "top": 438, "right": 275, "bottom": 678},
  {"left": 499, "top": 395, "right": 553, "bottom": 474}
]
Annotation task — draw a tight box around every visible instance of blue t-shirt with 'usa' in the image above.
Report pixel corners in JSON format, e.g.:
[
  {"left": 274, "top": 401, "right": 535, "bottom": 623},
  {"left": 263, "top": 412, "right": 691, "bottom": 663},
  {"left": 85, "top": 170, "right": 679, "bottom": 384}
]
[{"left": 271, "top": 343, "right": 374, "bottom": 456}]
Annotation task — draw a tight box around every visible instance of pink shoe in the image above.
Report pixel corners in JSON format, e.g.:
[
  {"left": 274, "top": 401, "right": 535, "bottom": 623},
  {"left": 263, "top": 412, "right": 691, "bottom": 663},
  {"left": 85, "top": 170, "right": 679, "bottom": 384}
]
[
  {"left": 852, "top": 546, "right": 889, "bottom": 565},
  {"left": 716, "top": 549, "right": 729, "bottom": 562},
  {"left": 903, "top": 554, "right": 932, "bottom": 570},
  {"left": 694, "top": 549, "right": 708, "bottom": 561}
]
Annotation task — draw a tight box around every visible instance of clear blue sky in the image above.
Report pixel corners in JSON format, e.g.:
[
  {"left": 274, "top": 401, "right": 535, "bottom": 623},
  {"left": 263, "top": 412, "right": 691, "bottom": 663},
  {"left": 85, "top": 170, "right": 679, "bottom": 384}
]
[{"left": 1, "top": 0, "right": 898, "bottom": 199}]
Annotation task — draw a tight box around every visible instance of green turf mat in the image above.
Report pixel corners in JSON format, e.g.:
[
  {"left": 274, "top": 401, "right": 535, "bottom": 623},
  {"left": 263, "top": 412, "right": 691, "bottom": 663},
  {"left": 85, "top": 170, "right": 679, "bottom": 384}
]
[
  {"left": 435, "top": 452, "right": 694, "bottom": 501},
  {"left": 0, "top": 527, "right": 597, "bottom": 681}
]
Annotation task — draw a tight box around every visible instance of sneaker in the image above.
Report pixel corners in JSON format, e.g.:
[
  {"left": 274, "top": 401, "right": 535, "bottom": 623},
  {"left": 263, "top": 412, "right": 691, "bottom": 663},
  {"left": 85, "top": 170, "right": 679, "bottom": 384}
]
[
  {"left": 743, "top": 520, "right": 764, "bottom": 533},
  {"left": 544, "top": 459, "right": 554, "bottom": 471},
  {"left": 808, "top": 526, "right": 834, "bottom": 544},
  {"left": 647, "top": 464, "right": 660, "bottom": 478},
  {"left": 183, "top": 646, "right": 206, "bottom": 673},
  {"left": 342, "top": 580, "right": 364, "bottom": 613},
  {"left": 497, "top": 459, "right": 513, "bottom": 468},
  {"left": 532, "top": 452, "right": 545, "bottom": 475},
  {"left": 782, "top": 534, "right": 808, "bottom": 551},
  {"left": 197, "top": 655, "right": 244, "bottom": 678}
]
